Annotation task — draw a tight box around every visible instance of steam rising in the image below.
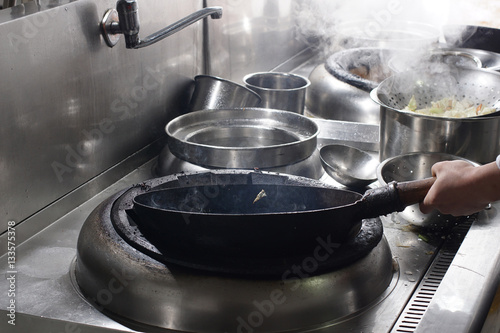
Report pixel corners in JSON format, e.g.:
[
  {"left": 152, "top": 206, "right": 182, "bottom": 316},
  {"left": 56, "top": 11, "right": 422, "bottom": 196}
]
[
  {"left": 294, "top": 0, "right": 500, "bottom": 57},
  {"left": 293, "top": 0, "right": 500, "bottom": 102}
]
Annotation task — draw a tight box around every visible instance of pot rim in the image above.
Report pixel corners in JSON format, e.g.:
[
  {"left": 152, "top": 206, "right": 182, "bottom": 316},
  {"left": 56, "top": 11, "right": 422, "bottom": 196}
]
[
  {"left": 370, "top": 86, "right": 500, "bottom": 122},
  {"left": 194, "top": 74, "right": 262, "bottom": 100},
  {"left": 243, "top": 72, "right": 311, "bottom": 92}
]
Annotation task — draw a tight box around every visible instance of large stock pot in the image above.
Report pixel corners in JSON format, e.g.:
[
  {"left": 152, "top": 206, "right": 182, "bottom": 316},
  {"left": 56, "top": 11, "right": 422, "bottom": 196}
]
[{"left": 371, "top": 67, "right": 500, "bottom": 164}]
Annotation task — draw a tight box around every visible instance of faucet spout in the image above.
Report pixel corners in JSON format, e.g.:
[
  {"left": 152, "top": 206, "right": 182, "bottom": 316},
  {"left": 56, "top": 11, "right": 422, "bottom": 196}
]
[
  {"left": 134, "top": 6, "right": 222, "bottom": 49},
  {"left": 101, "top": 1, "right": 222, "bottom": 49}
]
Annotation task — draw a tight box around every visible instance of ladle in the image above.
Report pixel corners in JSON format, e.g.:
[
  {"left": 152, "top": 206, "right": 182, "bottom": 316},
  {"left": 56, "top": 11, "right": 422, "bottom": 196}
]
[{"left": 320, "top": 144, "right": 379, "bottom": 188}]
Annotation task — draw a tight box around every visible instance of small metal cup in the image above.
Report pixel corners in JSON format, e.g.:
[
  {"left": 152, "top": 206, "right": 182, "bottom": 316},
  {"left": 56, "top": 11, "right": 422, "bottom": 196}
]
[
  {"left": 188, "top": 75, "right": 262, "bottom": 112},
  {"left": 243, "top": 72, "right": 311, "bottom": 114}
]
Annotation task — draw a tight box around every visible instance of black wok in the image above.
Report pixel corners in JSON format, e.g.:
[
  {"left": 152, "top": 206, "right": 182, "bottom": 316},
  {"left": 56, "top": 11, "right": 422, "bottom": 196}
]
[{"left": 131, "top": 178, "right": 435, "bottom": 259}]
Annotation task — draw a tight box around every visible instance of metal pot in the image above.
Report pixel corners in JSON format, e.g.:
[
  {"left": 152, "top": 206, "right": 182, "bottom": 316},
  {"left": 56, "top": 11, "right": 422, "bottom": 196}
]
[
  {"left": 372, "top": 67, "right": 500, "bottom": 164},
  {"left": 442, "top": 25, "right": 500, "bottom": 54},
  {"left": 188, "top": 75, "right": 262, "bottom": 112},
  {"left": 243, "top": 72, "right": 310, "bottom": 114}
]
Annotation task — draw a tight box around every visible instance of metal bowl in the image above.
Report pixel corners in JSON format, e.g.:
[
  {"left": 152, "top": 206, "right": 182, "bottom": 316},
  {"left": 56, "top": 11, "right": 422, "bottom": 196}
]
[
  {"left": 320, "top": 144, "right": 378, "bottom": 188},
  {"left": 376, "top": 152, "right": 479, "bottom": 227}
]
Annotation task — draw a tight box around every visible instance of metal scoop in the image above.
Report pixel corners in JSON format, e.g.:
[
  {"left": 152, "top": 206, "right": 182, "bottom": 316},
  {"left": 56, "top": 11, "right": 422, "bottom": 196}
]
[{"left": 320, "top": 144, "right": 379, "bottom": 188}]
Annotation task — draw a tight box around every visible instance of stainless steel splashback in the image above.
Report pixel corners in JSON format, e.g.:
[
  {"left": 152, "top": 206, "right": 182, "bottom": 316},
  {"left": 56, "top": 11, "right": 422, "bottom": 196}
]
[
  {"left": 205, "top": 0, "right": 310, "bottom": 82},
  {"left": 0, "top": 0, "right": 309, "bottom": 241},
  {"left": 0, "top": 0, "right": 204, "bottom": 236}
]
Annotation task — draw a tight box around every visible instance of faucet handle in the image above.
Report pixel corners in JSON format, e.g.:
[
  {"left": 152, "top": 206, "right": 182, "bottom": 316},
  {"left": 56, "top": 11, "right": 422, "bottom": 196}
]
[{"left": 101, "top": 8, "right": 121, "bottom": 47}]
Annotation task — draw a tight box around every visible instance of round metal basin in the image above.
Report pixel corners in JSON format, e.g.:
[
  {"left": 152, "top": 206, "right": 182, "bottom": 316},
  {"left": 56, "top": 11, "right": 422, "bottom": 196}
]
[
  {"left": 166, "top": 108, "right": 319, "bottom": 169},
  {"left": 377, "top": 152, "right": 479, "bottom": 227}
]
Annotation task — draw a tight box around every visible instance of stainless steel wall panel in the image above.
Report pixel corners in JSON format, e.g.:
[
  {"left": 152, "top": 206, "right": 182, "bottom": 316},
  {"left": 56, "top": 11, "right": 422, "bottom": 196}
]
[
  {"left": 205, "top": 0, "right": 309, "bottom": 82},
  {"left": 0, "top": 0, "right": 311, "bottom": 238},
  {"left": 0, "top": 0, "right": 204, "bottom": 234}
]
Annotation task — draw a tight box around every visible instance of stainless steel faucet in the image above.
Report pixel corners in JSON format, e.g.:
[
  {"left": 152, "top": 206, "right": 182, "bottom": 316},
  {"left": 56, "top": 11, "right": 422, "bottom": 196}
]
[{"left": 100, "top": 0, "right": 222, "bottom": 48}]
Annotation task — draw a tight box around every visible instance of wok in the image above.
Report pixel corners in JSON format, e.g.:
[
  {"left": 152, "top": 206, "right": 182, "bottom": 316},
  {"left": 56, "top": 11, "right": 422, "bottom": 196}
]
[{"left": 131, "top": 178, "right": 435, "bottom": 259}]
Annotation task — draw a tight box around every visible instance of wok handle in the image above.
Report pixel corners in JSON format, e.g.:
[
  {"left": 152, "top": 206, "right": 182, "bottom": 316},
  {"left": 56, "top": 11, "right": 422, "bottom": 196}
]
[
  {"left": 396, "top": 177, "right": 436, "bottom": 206},
  {"left": 356, "top": 177, "right": 435, "bottom": 220}
]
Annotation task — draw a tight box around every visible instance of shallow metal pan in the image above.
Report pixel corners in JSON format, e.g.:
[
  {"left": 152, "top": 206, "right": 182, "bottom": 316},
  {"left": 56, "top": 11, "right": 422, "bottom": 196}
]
[{"left": 166, "top": 108, "right": 319, "bottom": 169}]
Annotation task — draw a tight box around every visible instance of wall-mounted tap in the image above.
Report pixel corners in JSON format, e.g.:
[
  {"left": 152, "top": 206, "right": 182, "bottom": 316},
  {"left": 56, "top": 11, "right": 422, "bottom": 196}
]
[{"left": 100, "top": 0, "right": 222, "bottom": 48}]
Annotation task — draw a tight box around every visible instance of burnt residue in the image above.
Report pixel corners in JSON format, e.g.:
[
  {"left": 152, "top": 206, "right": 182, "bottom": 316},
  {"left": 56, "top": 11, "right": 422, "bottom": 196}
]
[{"left": 325, "top": 48, "right": 394, "bottom": 92}]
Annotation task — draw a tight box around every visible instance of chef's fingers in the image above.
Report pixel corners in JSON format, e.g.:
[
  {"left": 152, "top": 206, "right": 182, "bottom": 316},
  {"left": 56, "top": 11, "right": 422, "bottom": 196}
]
[{"left": 419, "top": 197, "right": 435, "bottom": 214}]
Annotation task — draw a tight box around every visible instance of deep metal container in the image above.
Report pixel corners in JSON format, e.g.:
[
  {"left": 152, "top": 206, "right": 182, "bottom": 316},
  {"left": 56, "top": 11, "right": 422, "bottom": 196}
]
[
  {"left": 188, "top": 75, "right": 262, "bottom": 111},
  {"left": 243, "top": 72, "right": 310, "bottom": 114},
  {"left": 371, "top": 68, "right": 500, "bottom": 164}
]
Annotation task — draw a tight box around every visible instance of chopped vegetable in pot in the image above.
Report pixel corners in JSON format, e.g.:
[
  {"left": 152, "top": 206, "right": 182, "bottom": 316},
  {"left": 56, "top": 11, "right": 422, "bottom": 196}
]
[
  {"left": 252, "top": 189, "right": 267, "bottom": 204},
  {"left": 403, "top": 95, "right": 497, "bottom": 118}
]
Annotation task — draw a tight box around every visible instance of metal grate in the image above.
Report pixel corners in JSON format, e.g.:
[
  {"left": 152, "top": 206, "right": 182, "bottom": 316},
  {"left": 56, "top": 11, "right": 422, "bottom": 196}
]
[{"left": 392, "top": 217, "right": 474, "bottom": 333}]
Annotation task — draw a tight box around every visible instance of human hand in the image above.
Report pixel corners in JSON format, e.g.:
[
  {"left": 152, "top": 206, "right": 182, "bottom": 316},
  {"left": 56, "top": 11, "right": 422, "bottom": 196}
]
[{"left": 419, "top": 160, "right": 496, "bottom": 216}]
